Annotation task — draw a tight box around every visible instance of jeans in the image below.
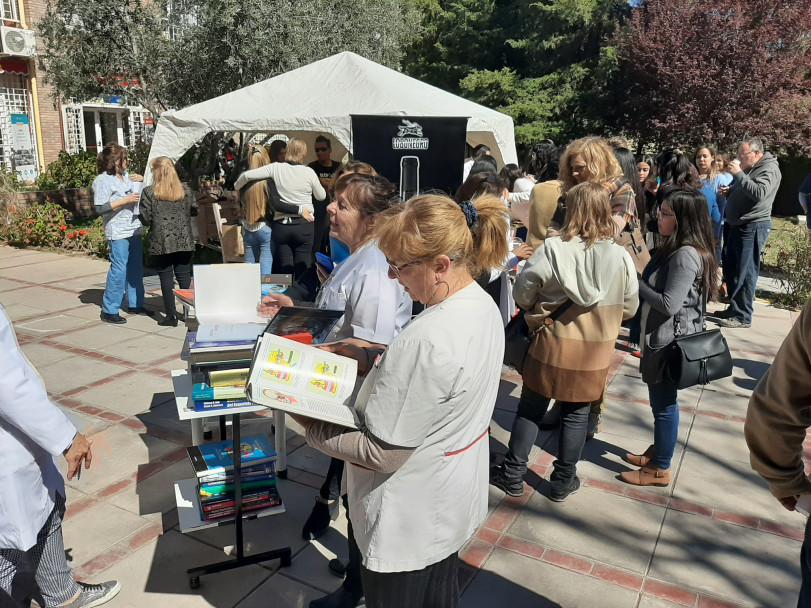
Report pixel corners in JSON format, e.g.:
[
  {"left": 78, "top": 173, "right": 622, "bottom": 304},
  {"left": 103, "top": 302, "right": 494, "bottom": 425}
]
[
  {"left": 242, "top": 224, "right": 273, "bottom": 275},
  {"left": 152, "top": 250, "right": 193, "bottom": 316},
  {"left": 502, "top": 384, "right": 590, "bottom": 493},
  {"left": 102, "top": 235, "right": 144, "bottom": 314},
  {"left": 725, "top": 220, "right": 771, "bottom": 323},
  {"left": 648, "top": 380, "right": 679, "bottom": 469},
  {"left": 800, "top": 514, "right": 811, "bottom": 608}
]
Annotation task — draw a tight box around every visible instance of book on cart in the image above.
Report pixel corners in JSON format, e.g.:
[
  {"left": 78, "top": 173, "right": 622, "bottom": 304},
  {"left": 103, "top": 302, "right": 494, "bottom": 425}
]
[
  {"left": 245, "top": 333, "right": 361, "bottom": 429},
  {"left": 186, "top": 434, "right": 277, "bottom": 478},
  {"left": 201, "top": 487, "right": 283, "bottom": 520}
]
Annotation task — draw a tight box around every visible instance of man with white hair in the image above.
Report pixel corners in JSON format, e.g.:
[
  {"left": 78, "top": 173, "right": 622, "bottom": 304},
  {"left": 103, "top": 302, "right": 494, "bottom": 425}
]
[{"left": 715, "top": 137, "right": 781, "bottom": 329}]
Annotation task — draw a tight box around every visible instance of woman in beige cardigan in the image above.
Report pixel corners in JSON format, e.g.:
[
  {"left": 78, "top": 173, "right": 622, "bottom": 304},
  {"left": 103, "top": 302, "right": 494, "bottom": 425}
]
[{"left": 490, "top": 182, "right": 638, "bottom": 502}]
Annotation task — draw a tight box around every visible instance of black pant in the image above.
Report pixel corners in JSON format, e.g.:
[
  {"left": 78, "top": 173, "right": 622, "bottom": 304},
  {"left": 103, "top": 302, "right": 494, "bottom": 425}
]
[
  {"left": 360, "top": 552, "right": 459, "bottom": 608},
  {"left": 342, "top": 494, "right": 363, "bottom": 598},
  {"left": 271, "top": 221, "right": 314, "bottom": 280},
  {"left": 503, "top": 384, "right": 590, "bottom": 493},
  {"left": 319, "top": 457, "right": 344, "bottom": 501},
  {"left": 312, "top": 199, "right": 330, "bottom": 257},
  {"left": 152, "top": 251, "right": 193, "bottom": 316}
]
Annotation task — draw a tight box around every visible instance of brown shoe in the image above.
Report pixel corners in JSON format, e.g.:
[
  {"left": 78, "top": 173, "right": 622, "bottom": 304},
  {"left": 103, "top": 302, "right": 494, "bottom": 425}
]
[
  {"left": 619, "top": 464, "right": 671, "bottom": 487},
  {"left": 624, "top": 445, "right": 654, "bottom": 467}
]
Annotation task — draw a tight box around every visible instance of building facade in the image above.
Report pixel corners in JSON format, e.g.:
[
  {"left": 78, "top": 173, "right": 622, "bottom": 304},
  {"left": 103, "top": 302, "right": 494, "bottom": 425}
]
[{"left": 1, "top": 0, "right": 152, "bottom": 182}]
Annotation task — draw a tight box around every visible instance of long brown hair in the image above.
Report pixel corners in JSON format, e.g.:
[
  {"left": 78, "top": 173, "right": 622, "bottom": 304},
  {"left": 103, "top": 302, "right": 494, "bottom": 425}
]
[
  {"left": 376, "top": 194, "right": 508, "bottom": 277},
  {"left": 97, "top": 142, "right": 127, "bottom": 176},
  {"left": 243, "top": 146, "right": 269, "bottom": 224},
  {"left": 560, "top": 182, "right": 616, "bottom": 248},
  {"left": 150, "top": 157, "right": 184, "bottom": 201},
  {"left": 659, "top": 189, "right": 718, "bottom": 300}
]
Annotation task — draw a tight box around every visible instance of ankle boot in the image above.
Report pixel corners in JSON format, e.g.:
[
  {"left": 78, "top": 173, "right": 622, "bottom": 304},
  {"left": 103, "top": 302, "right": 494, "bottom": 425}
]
[
  {"left": 619, "top": 464, "right": 671, "bottom": 487},
  {"left": 158, "top": 314, "right": 178, "bottom": 327},
  {"left": 624, "top": 445, "right": 655, "bottom": 467}
]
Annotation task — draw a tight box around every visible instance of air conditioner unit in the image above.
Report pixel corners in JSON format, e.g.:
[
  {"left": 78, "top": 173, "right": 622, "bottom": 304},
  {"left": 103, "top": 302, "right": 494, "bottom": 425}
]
[{"left": 0, "top": 26, "right": 37, "bottom": 58}]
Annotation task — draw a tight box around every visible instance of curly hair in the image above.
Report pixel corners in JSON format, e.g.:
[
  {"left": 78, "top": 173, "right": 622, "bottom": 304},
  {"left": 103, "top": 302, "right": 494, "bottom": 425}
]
[{"left": 558, "top": 137, "right": 623, "bottom": 196}]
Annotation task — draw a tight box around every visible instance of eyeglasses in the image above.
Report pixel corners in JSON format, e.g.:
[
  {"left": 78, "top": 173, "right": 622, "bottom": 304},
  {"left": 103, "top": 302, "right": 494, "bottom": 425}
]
[
  {"left": 315, "top": 147, "right": 329, "bottom": 153},
  {"left": 739, "top": 150, "right": 756, "bottom": 157},
  {"left": 386, "top": 259, "right": 420, "bottom": 278}
]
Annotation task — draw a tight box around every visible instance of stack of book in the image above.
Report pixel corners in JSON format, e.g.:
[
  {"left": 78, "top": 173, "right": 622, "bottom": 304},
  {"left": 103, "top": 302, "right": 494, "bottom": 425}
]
[
  {"left": 187, "top": 434, "right": 282, "bottom": 521},
  {"left": 188, "top": 324, "right": 264, "bottom": 412}
]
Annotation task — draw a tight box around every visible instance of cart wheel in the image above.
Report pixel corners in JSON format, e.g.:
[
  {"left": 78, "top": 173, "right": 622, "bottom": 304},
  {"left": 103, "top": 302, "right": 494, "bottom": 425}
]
[
  {"left": 189, "top": 576, "right": 200, "bottom": 589},
  {"left": 271, "top": 424, "right": 276, "bottom": 434},
  {"left": 277, "top": 469, "right": 287, "bottom": 479}
]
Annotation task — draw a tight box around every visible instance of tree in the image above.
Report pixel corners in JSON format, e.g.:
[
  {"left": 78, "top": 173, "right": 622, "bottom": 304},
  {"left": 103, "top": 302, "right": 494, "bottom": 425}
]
[
  {"left": 613, "top": 0, "right": 811, "bottom": 154},
  {"left": 37, "top": 0, "right": 421, "bottom": 118},
  {"left": 37, "top": 0, "right": 172, "bottom": 119},
  {"left": 403, "top": 0, "right": 631, "bottom": 146}
]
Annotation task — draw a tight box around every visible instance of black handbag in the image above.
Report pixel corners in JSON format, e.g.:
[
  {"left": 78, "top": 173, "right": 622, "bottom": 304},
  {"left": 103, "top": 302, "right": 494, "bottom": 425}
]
[
  {"left": 662, "top": 293, "right": 733, "bottom": 389},
  {"left": 504, "top": 299, "right": 573, "bottom": 375}
]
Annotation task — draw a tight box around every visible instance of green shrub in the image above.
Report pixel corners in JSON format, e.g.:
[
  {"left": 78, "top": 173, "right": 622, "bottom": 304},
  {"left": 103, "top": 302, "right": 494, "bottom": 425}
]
[
  {"left": 35, "top": 151, "right": 97, "bottom": 190},
  {"left": 771, "top": 229, "right": 811, "bottom": 309},
  {"left": 0, "top": 166, "right": 38, "bottom": 192}
]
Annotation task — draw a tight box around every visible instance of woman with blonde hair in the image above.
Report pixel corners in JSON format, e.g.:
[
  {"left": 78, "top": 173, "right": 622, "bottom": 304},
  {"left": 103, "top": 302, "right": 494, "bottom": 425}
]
[
  {"left": 491, "top": 182, "right": 638, "bottom": 501},
  {"left": 559, "top": 136, "right": 637, "bottom": 233},
  {"left": 235, "top": 137, "right": 326, "bottom": 279},
  {"left": 138, "top": 157, "right": 198, "bottom": 326},
  {"left": 294, "top": 194, "right": 508, "bottom": 608}
]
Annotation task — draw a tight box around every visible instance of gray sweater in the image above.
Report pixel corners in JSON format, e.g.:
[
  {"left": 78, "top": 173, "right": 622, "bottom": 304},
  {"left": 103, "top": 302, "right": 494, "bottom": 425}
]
[
  {"left": 725, "top": 153, "right": 781, "bottom": 225},
  {"left": 640, "top": 246, "right": 703, "bottom": 351}
]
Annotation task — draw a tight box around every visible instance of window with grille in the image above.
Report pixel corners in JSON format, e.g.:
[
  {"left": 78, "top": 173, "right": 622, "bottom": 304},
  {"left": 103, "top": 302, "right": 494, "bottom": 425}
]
[
  {"left": 163, "top": 0, "right": 198, "bottom": 41},
  {"left": 62, "top": 104, "right": 85, "bottom": 154},
  {"left": 0, "top": 73, "right": 39, "bottom": 178}
]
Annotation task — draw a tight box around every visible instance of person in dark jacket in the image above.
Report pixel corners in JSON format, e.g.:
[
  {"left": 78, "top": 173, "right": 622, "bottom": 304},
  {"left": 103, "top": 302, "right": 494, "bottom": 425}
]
[
  {"left": 138, "top": 157, "right": 198, "bottom": 327},
  {"left": 715, "top": 137, "right": 781, "bottom": 329}
]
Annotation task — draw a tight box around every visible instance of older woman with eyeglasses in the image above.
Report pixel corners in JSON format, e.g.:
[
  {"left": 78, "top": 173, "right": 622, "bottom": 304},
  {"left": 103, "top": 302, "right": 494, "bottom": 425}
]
[
  {"left": 294, "top": 194, "right": 508, "bottom": 608},
  {"left": 259, "top": 173, "right": 411, "bottom": 608}
]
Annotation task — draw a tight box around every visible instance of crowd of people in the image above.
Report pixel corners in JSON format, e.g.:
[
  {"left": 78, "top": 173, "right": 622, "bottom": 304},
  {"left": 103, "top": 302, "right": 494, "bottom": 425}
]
[{"left": 79, "top": 131, "right": 805, "bottom": 608}]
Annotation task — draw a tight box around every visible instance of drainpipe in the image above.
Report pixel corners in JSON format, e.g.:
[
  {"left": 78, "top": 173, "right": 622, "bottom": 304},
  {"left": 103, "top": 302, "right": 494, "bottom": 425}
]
[{"left": 17, "top": 0, "right": 47, "bottom": 173}]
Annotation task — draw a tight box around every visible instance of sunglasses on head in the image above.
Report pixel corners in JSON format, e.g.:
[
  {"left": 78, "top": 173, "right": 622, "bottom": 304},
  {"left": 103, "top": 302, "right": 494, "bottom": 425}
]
[{"left": 315, "top": 147, "right": 329, "bottom": 153}]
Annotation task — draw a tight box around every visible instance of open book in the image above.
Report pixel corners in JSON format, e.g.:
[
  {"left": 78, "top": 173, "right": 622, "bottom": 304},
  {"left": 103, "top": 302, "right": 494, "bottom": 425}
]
[{"left": 245, "top": 333, "right": 360, "bottom": 428}]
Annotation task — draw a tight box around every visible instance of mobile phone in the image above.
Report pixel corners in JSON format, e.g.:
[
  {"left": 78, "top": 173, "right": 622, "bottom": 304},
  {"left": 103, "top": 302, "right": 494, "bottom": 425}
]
[{"left": 316, "top": 252, "right": 334, "bottom": 273}]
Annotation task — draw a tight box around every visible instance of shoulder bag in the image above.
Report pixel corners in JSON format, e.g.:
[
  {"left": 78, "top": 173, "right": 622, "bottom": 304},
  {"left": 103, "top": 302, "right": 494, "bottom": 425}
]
[
  {"left": 615, "top": 217, "right": 651, "bottom": 275},
  {"left": 504, "top": 299, "right": 574, "bottom": 375},
  {"left": 660, "top": 293, "right": 733, "bottom": 389}
]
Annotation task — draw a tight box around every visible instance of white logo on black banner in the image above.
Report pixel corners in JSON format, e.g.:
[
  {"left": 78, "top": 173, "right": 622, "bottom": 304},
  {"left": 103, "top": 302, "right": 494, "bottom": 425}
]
[{"left": 393, "top": 119, "right": 429, "bottom": 150}]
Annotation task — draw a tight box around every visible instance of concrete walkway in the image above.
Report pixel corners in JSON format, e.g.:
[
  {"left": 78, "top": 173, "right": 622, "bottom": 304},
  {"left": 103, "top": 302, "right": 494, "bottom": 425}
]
[{"left": 0, "top": 245, "right": 804, "bottom": 608}]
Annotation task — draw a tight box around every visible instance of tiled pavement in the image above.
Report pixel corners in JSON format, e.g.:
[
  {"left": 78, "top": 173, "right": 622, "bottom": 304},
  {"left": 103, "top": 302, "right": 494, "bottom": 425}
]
[{"left": 1, "top": 244, "right": 806, "bottom": 608}]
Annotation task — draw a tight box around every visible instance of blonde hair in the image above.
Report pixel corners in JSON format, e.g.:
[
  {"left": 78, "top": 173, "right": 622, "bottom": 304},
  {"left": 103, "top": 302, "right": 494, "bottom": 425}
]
[
  {"left": 376, "top": 194, "right": 508, "bottom": 277},
  {"left": 560, "top": 182, "right": 616, "bottom": 248},
  {"left": 285, "top": 138, "right": 307, "bottom": 163},
  {"left": 151, "top": 156, "right": 184, "bottom": 201},
  {"left": 559, "top": 136, "right": 623, "bottom": 196},
  {"left": 243, "top": 146, "right": 269, "bottom": 224}
]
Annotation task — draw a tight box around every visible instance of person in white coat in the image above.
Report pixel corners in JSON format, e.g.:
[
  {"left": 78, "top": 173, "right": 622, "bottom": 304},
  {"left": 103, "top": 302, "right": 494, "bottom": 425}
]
[{"left": 0, "top": 305, "right": 120, "bottom": 608}]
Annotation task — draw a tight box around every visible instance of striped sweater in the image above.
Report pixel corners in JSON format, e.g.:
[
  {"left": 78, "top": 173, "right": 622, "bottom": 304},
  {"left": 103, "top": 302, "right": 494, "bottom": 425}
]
[{"left": 514, "top": 236, "right": 639, "bottom": 402}]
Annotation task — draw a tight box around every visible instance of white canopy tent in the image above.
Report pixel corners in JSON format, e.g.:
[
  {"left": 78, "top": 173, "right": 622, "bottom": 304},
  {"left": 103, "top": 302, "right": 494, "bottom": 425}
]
[{"left": 145, "top": 51, "right": 517, "bottom": 183}]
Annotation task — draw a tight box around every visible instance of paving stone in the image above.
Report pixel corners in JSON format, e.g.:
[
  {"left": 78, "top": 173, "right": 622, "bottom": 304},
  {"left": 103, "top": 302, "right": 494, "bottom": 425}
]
[
  {"left": 0, "top": 249, "right": 65, "bottom": 269},
  {"left": 63, "top": 501, "right": 153, "bottom": 569},
  {"left": 507, "top": 484, "right": 666, "bottom": 573},
  {"left": 0, "top": 302, "right": 48, "bottom": 321},
  {"left": 38, "top": 355, "right": 130, "bottom": 395},
  {"left": 96, "top": 333, "right": 183, "bottom": 364},
  {"left": 685, "top": 415, "right": 750, "bottom": 464},
  {"left": 637, "top": 595, "right": 689, "bottom": 608},
  {"left": 60, "top": 423, "right": 180, "bottom": 494},
  {"left": 78, "top": 372, "right": 175, "bottom": 416},
  {"left": 462, "top": 547, "right": 639, "bottom": 607},
  {"left": 277, "top": 542, "right": 345, "bottom": 595},
  {"left": 235, "top": 572, "right": 329, "bottom": 608},
  {"left": 696, "top": 387, "right": 750, "bottom": 419},
  {"left": 50, "top": 323, "right": 145, "bottom": 350},
  {"left": 285, "top": 441, "right": 334, "bottom": 477},
  {"left": 15, "top": 313, "right": 92, "bottom": 334},
  {"left": 62, "top": 408, "right": 113, "bottom": 437},
  {"left": 672, "top": 449, "right": 800, "bottom": 527},
  {"left": 20, "top": 341, "right": 76, "bottom": 367},
  {"left": 82, "top": 529, "right": 272, "bottom": 607},
  {"left": 650, "top": 508, "right": 801, "bottom": 607},
  {"left": 0, "top": 276, "right": 27, "bottom": 292},
  {"left": 1, "top": 256, "right": 110, "bottom": 283},
  {"left": 109, "top": 458, "right": 192, "bottom": 519}
]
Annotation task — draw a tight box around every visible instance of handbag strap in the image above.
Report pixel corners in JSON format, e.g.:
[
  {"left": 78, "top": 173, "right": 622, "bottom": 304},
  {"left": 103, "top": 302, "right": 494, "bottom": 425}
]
[
  {"left": 672, "top": 285, "right": 707, "bottom": 337},
  {"left": 543, "top": 298, "right": 575, "bottom": 328}
]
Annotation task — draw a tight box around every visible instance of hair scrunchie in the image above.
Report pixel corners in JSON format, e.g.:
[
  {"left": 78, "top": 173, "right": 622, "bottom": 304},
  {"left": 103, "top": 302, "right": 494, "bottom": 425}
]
[{"left": 459, "top": 200, "right": 479, "bottom": 228}]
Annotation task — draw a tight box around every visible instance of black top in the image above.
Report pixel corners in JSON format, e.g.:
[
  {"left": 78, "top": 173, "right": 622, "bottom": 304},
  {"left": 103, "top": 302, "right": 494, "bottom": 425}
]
[{"left": 139, "top": 185, "right": 198, "bottom": 255}]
